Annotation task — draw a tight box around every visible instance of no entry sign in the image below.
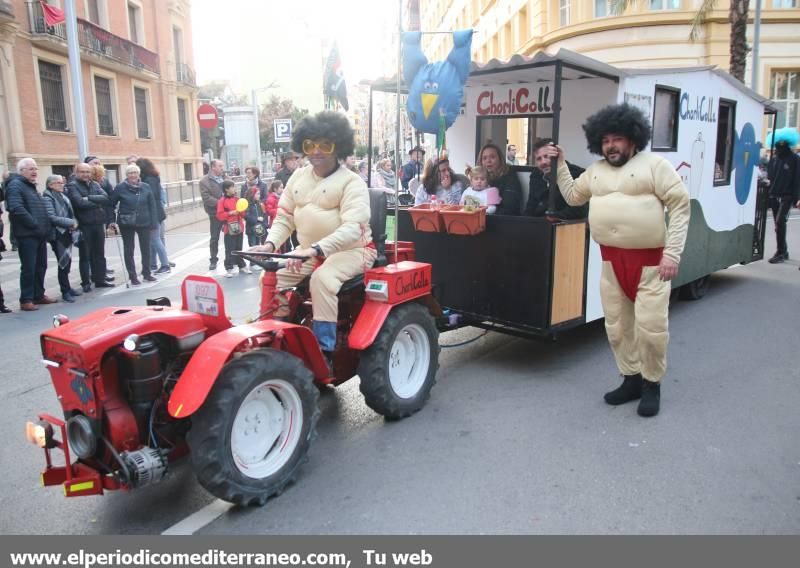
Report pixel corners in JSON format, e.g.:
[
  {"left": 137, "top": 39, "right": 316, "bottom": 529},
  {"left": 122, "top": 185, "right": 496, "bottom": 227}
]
[{"left": 197, "top": 104, "right": 219, "bottom": 129}]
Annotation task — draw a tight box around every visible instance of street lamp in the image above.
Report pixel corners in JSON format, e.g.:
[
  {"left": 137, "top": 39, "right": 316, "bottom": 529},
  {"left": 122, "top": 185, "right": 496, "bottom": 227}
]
[{"left": 251, "top": 81, "right": 279, "bottom": 171}]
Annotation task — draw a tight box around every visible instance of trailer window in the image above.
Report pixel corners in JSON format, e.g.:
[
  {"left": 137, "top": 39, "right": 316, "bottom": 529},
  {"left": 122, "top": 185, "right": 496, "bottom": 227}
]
[
  {"left": 652, "top": 86, "right": 680, "bottom": 151},
  {"left": 476, "top": 116, "right": 553, "bottom": 165},
  {"left": 714, "top": 100, "right": 736, "bottom": 185}
]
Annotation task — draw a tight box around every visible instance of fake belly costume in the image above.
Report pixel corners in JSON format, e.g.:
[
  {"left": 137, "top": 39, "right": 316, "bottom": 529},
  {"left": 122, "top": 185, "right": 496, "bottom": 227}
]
[
  {"left": 266, "top": 166, "right": 375, "bottom": 341},
  {"left": 557, "top": 153, "right": 690, "bottom": 382}
]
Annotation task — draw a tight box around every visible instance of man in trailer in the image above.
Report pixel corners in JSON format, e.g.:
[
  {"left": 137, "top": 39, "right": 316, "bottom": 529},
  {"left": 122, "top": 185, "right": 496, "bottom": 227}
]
[
  {"left": 524, "top": 138, "right": 588, "bottom": 221},
  {"left": 541, "top": 104, "right": 690, "bottom": 417}
]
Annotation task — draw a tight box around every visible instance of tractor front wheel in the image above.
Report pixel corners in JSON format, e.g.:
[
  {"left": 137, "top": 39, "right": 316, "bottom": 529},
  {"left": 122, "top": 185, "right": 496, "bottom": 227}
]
[
  {"left": 187, "top": 349, "right": 319, "bottom": 506},
  {"left": 358, "top": 303, "right": 439, "bottom": 420}
]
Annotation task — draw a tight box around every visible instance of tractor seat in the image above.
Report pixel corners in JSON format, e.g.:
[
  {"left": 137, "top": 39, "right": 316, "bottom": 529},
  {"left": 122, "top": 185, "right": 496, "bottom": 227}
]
[{"left": 338, "top": 189, "right": 388, "bottom": 294}]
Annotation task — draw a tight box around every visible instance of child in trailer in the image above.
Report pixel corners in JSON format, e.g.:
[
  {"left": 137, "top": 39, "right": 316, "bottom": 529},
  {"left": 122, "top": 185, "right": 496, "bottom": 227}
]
[
  {"left": 460, "top": 166, "right": 501, "bottom": 214},
  {"left": 216, "top": 180, "right": 250, "bottom": 277}
]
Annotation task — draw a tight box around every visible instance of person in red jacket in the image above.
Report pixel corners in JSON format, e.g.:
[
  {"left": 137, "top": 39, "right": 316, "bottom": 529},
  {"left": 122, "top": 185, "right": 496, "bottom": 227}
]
[
  {"left": 215, "top": 180, "right": 250, "bottom": 277},
  {"left": 265, "top": 180, "right": 282, "bottom": 225}
]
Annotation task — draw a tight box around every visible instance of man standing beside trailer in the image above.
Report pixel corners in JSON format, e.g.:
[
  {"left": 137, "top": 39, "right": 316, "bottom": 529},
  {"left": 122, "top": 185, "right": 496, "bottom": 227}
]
[
  {"left": 765, "top": 128, "right": 800, "bottom": 265},
  {"left": 542, "top": 104, "right": 690, "bottom": 417}
]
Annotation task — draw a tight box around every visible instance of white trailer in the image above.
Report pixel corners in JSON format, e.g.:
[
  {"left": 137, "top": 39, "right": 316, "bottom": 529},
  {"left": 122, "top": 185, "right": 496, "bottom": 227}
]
[{"left": 376, "top": 49, "right": 776, "bottom": 336}]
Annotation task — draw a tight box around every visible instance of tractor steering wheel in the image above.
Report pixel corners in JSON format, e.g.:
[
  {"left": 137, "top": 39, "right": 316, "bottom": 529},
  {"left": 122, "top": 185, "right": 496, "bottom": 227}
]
[{"left": 233, "top": 251, "right": 310, "bottom": 271}]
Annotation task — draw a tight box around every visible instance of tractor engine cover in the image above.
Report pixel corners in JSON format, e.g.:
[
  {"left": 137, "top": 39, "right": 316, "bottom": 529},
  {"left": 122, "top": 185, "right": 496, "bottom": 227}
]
[{"left": 120, "top": 447, "right": 168, "bottom": 488}]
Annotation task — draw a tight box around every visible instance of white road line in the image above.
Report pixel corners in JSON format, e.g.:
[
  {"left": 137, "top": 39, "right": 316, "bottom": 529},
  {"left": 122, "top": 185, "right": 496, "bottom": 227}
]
[{"left": 161, "top": 499, "right": 232, "bottom": 535}]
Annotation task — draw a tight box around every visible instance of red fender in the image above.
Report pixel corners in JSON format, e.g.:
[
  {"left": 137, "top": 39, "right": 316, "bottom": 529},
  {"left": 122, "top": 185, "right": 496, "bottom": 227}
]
[
  {"left": 168, "top": 320, "right": 328, "bottom": 419},
  {"left": 347, "top": 300, "right": 393, "bottom": 351}
]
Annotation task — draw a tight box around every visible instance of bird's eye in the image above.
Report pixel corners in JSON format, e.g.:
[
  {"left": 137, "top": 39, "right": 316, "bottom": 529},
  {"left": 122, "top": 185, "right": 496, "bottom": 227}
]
[
  {"left": 423, "top": 81, "right": 432, "bottom": 90},
  {"left": 432, "top": 82, "right": 439, "bottom": 90}
]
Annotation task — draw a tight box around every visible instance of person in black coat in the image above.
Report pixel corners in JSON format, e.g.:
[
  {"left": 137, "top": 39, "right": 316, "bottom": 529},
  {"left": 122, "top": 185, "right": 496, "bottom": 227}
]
[
  {"left": 525, "top": 138, "right": 589, "bottom": 220},
  {"left": 110, "top": 164, "right": 159, "bottom": 285},
  {"left": 137, "top": 158, "right": 171, "bottom": 273},
  {"left": 43, "top": 175, "right": 83, "bottom": 302},
  {"left": 5, "top": 158, "right": 56, "bottom": 310},
  {"left": 478, "top": 142, "right": 522, "bottom": 215},
  {"left": 67, "top": 162, "right": 114, "bottom": 292},
  {"left": 766, "top": 139, "right": 800, "bottom": 264}
]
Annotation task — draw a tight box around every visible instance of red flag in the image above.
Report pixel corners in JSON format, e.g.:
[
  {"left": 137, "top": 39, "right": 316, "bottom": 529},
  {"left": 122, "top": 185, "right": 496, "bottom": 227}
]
[{"left": 40, "top": 1, "right": 65, "bottom": 26}]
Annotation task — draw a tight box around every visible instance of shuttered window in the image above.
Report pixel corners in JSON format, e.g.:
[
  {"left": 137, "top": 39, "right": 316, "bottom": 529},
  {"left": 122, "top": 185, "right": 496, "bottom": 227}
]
[
  {"left": 38, "top": 60, "right": 68, "bottom": 132},
  {"left": 177, "top": 98, "right": 189, "bottom": 142},
  {"left": 134, "top": 87, "right": 150, "bottom": 138},
  {"left": 94, "top": 76, "right": 115, "bottom": 136}
]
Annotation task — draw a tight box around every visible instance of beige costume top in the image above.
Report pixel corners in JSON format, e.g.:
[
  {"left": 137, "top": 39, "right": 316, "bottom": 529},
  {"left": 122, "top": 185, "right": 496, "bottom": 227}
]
[
  {"left": 556, "top": 152, "right": 690, "bottom": 263},
  {"left": 267, "top": 165, "right": 372, "bottom": 254}
]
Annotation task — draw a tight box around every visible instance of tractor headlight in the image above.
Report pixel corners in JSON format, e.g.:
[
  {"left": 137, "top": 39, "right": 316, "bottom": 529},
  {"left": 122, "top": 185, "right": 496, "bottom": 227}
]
[
  {"left": 66, "top": 415, "right": 97, "bottom": 459},
  {"left": 53, "top": 314, "right": 69, "bottom": 327},
  {"left": 26, "top": 420, "right": 55, "bottom": 449},
  {"left": 123, "top": 334, "right": 139, "bottom": 352}
]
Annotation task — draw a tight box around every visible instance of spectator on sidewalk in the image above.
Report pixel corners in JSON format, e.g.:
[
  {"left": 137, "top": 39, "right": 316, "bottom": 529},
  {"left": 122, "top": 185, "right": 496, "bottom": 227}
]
[
  {"left": 5, "top": 158, "right": 56, "bottom": 311},
  {"left": 199, "top": 159, "right": 226, "bottom": 271},
  {"left": 244, "top": 177, "right": 268, "bottom": 268},
  {"left": 241, "top": 166, "right": 267, "bottom": 200},
  {"left": 0, "top": 170, "right": 11, "bottom": 313},
  {"left": 216, "top": 180, "right": 249, "bottom": 277},
  {"left": 67, "top": 163, "right": 114, "bottom": 292},
  {"left": 137, "top": 158, "right": 172, "bottom": 274},
  {"left": 43, "top": 175, "right": 82, "bottom": 303},
  {"left": 110, "top": 164, "right": 159, "bottom": 285},
  {"left": 275, "top": 152, "right": 301, "bottom": 186}
]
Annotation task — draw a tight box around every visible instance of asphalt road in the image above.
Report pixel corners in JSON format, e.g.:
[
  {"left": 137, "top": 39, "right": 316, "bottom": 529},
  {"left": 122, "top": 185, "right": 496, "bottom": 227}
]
[{"left": 0, "top": 217, "right": 798, "bottom": 535}]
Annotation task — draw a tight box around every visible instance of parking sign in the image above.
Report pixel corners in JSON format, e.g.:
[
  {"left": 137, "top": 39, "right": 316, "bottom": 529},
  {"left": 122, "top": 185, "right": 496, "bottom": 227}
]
[{"left": 274, "top": 119, "right": 292, "bottom": 143}]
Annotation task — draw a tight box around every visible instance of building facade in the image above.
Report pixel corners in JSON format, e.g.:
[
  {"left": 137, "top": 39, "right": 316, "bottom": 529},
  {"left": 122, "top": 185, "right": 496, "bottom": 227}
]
[
  {"left": 420, "top": 0, "right": 800, "bottom": 134},
  {"left": 0, "top": 0, "right": 202, "bottom": 184}
]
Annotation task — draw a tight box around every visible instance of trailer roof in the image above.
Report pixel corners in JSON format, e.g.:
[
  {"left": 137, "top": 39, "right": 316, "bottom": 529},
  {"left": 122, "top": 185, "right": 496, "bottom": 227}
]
[{"left": 367, "top": 48, "right": 776, "bottom": 111}]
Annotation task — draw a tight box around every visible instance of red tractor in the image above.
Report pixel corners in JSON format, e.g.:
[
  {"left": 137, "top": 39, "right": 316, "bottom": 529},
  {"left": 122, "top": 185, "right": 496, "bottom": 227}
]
[{"left": 26, "top": 192, "right": 441, "bottom": 506}]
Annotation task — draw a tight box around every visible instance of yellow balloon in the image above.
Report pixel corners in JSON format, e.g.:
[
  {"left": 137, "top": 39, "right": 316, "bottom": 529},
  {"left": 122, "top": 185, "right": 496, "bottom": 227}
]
[{"left": 235, "top": 198, "right": 249, "bottom": 213}]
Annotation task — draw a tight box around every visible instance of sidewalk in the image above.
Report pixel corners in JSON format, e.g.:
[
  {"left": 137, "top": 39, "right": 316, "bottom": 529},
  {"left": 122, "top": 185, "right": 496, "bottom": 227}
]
[{"left": 0, "top": 220, "right": 210, "bottom": 308}]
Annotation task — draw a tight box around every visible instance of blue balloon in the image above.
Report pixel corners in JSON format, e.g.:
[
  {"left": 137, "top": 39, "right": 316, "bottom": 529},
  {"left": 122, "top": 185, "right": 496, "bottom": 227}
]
[
  {"left": 732, "top": 122, "right": 759, "bottom": 205},
  {"left": 402, "top": 30, "right": 473, "bottom": 135}
]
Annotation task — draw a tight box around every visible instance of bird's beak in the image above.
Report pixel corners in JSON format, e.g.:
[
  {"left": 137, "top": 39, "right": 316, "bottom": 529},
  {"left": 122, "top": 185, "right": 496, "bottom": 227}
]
[
  {"left": 421, "top": 93, "right": 438, "bottom": 120},
  {"left": 744, "top": 151, "right": 749, "bottom": 165}
]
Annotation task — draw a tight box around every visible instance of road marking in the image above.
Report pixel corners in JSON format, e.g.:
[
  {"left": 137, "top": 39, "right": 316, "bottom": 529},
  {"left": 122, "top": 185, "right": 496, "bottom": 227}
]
[
  {"left": 102, "top": 237, "right": 210, "bottom": 296},
  {"left": 161, "top": 499, "right": 232, "bottom": 535}
]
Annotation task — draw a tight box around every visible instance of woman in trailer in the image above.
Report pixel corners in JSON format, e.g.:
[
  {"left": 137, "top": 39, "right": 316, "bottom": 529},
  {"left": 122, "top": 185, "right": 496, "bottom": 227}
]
[
  {"left": 414, "top": 158, "right": 464, "bottom": 206},
  {"left": 477, "top": 142, "right": 522, "bottom": 215}
]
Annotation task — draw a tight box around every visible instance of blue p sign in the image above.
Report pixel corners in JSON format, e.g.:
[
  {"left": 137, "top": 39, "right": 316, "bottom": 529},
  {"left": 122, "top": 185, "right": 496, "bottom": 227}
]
[{"left": 274, "top": 119, "right": 292, "bottom": 143}]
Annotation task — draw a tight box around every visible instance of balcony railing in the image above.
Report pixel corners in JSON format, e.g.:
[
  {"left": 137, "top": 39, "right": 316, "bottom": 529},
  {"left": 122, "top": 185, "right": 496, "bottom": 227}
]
[
  {"left": 26, "top": 1, "right": 160, "bottom": 76},
  {"left": 176, "top": 62, "right": 196, "bottom": 86}
]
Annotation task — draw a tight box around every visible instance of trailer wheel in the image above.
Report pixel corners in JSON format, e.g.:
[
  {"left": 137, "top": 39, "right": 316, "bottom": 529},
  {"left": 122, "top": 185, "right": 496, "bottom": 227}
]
[
  {"left": 187, "top": 349, "right": 319, "bottom": 506},
  {"left": 679, "top": 275, "right": 710, "bottom": 301},
  {"left": 358, "top": 303, "right": 440, "bottom": 420}
]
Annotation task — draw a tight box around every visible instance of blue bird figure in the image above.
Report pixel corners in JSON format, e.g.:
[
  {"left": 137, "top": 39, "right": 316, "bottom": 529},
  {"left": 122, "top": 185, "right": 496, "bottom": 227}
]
[
  {"left": 732, "top": 122, "right": 760, "bottom": 205},
  {"left": 402, "top": 29, "right": 473, "bottom": 135}
]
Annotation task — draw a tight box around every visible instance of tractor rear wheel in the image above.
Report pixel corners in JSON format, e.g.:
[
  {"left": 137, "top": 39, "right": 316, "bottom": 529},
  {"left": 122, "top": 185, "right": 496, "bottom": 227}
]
[
  {"left": 187, "top": 349, "right": 319, "bottom": 506},
  {"left": 358, "top": 303, "right": 439, "bottom": 420},
  {"left": 679, "top": 275, "right": 710, "bottom": 301}
]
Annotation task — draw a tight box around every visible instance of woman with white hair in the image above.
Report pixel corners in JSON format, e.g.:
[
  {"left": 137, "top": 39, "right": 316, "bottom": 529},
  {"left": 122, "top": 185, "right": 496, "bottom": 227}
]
[
  {"left": 42, "top": 175, "right": 82, "bottom": 302},
  {"left": 110, "top": 164, "right": 159, "bottom": 285}
]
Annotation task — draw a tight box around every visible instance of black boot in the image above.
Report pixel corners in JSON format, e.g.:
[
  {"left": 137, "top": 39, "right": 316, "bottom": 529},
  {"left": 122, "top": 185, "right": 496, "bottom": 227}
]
[
  {"left": 322, "top": 351, "right": 334, "bottom": 373},
  {"left": 637, "top": 379, "right": 661, "bottom": 417},
  {"left": 604, "top": 373, "right": 643, "bottom": 405}
]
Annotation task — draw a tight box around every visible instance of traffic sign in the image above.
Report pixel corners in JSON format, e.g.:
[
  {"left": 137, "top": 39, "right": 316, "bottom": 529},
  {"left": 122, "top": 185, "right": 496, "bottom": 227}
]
[
  {"left": 274, "top": 118, "right": 292, "bottom": 143},
  {"left": 197, "top": 104, "right": 219, "bottom": 129}
]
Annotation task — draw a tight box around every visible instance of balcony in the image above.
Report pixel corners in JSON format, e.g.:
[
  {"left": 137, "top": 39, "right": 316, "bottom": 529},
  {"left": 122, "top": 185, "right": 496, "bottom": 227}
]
[
  {"left": 25, "top": 1, "right": 160, "bottom": 76},
  {"left": 176, "top": 61, "right": 196, "bottom": 86}
]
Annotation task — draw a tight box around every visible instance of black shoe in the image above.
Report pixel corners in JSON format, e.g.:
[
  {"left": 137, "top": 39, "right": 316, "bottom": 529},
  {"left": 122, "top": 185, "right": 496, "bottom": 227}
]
[
  {"left": 68, "top": 288, "right": 83, "bottom": 297},
  {"left": 0, "top": 305, "right": 11, "bottom": 314},
  {"left": 322, "top": 350, "right": 335, "bottom": 373},
  {"left": 61, "top": 292, "right": 75, "bottom": 303},
  {"left": 168, "top": 262, "right": 176, "bottom": 267},
  {"left": 130, "top": 277, "right": 141, "bottom": 286},
  {"left": 209, "top": 261, "right": 218, "bottom": 271},
  {"left": 106, "top": 269, "right": 115, "bottom": 275},
  {"left": 604, "top": 373, "right": 643, "bottom": 405},
  {"left": 143, "top": 275, "right": 157, "bottom": 282},
  {"left": 154, "top": 266, "right": 171, "bottom": 274},
  {"left": 94, "top": 282, "right": 114, "bottom": 288},
  {"left": 768, "top": 252, "right": 787, "bottom": 264},
  {"left": 637, "top": 379, "right": 661, "bottom": 417},
  {"left": 81, "top": 283, "right": 92, "bottom": 293}
]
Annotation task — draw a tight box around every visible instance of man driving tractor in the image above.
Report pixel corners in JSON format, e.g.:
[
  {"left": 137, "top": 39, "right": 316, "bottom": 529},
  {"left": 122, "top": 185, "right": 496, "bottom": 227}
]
[{"left": 251, "top": 111, "right": 376, "bottom": 364}]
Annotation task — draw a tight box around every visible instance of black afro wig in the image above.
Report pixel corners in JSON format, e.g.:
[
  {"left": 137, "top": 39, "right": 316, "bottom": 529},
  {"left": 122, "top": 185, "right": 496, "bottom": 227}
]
[
  {"left": 291, "top": 110, "right": 355, "bottom": 160},
  {"left": 583, "top": 103, "right": 651, "bottom": 155}
]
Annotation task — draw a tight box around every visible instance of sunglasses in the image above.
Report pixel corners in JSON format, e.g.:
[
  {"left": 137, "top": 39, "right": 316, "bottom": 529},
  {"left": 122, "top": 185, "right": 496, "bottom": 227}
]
[{"left": 302, "top": 140, "right": 335, "bottom": 155}]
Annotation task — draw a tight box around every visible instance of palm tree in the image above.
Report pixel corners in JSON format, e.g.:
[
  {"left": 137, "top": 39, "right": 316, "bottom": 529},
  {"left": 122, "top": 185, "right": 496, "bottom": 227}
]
[{"left": 611, "top": 0, "right": 751, "bottom": 83}]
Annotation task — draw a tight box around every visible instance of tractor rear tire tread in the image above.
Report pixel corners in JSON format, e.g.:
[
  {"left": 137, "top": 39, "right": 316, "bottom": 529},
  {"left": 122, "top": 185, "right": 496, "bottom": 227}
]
[
  {"left": 187, "top": 349, "right": 319, "bottom": 507},
  {"left": 357, "top": 302, "right": 439, "bottom": 420}
]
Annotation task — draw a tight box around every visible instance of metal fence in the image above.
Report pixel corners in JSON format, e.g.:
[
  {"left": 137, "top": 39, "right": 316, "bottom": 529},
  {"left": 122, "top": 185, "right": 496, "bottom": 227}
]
[{"left": 162, "top": 176, "right": 253, "bottom": 210}]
